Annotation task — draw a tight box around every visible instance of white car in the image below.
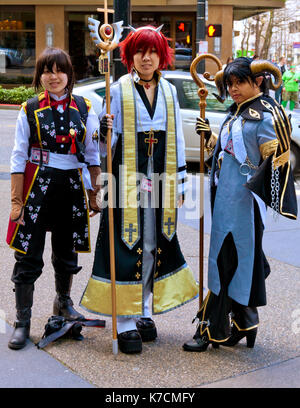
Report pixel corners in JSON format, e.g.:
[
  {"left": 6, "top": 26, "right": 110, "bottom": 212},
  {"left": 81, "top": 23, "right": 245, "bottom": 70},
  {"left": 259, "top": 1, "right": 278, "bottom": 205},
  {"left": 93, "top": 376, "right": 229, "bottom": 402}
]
[{"left": 74, "top": 71, "right": 300, "bottom": 174}]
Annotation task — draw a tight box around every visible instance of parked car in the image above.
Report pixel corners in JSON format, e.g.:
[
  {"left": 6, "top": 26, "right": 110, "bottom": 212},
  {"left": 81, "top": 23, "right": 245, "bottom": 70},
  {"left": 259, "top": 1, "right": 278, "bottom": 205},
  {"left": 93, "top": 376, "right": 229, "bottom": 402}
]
[
  {"left": 73, "top": 70, "right": 300, "bottom": 175},
  {"left": 175, "top": 48, "right": 192, "bottom": 70},
  {"left": 0, "top": 47, "right": 23, "bottom": 67}
]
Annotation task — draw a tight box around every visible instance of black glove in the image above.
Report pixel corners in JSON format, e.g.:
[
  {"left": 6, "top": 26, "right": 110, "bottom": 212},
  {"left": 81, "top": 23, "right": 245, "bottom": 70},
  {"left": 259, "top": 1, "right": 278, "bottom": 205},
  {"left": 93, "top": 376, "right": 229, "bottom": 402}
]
[
  {"left": 100, "top": 115, "right": 109, "bottom": 142},
  {"left": 195, "top": 117, "right": 212, "bottom": 142}
]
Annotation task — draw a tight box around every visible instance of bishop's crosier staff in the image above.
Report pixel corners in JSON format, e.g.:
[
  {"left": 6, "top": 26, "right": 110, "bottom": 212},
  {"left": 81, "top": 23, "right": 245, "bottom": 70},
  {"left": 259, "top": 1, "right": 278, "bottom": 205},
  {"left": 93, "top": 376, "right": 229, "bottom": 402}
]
[
  {"left": 190, "top": 53, "right": 222, "bottom": 307},
  {"left": 88, "top": 1, "right": 124, "bottom": 355}
]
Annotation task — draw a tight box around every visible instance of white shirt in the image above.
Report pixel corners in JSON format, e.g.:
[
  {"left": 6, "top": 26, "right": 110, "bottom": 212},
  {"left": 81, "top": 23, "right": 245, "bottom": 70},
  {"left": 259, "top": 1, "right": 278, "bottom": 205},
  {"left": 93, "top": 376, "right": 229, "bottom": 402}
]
[{"left": 11, "top": 92, "right": 100, "bottom": 173}]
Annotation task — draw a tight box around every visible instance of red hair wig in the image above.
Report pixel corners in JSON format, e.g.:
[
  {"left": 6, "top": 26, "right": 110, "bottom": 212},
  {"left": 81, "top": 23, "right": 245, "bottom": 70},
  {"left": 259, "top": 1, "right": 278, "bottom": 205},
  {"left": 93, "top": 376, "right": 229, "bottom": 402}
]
[{"left": 119, "top": 26, "right": 174, "bottom": 72}]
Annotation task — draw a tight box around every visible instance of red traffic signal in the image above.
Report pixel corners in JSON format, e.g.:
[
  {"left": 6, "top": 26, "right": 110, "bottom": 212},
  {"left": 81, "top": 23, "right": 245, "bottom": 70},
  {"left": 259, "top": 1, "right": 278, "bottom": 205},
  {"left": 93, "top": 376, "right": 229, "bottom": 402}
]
[
  {"left": 177, "top": 22, "right": 185, "bottom": 32},
  {"left": 207, "top": 24, "right": 222, "bottom": 37}
]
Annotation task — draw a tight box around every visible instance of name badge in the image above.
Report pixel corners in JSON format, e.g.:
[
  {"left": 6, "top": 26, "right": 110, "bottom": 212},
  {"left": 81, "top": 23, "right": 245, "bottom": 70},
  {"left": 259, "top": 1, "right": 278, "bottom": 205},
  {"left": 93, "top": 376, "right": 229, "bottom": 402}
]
[
  {"left": 30, "top": 148, "right": 50, "bottom": 165},
  {"left": 141, "top": 176, "right": 152, "bottom": 193}
]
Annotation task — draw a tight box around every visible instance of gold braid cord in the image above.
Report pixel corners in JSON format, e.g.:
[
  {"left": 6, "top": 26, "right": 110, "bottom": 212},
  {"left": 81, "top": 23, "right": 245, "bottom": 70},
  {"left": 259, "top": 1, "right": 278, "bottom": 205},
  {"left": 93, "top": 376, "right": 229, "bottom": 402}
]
[{"left": 260, "top": 99, "right": 291, "bottom": 168}]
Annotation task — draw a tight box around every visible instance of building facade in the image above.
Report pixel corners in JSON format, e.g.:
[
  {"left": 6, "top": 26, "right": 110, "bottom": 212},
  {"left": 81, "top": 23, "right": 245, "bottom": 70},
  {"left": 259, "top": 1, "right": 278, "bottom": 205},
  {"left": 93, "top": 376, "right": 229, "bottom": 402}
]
[{"left": 0, "top": 0, "right": 285, "bottom": 83}]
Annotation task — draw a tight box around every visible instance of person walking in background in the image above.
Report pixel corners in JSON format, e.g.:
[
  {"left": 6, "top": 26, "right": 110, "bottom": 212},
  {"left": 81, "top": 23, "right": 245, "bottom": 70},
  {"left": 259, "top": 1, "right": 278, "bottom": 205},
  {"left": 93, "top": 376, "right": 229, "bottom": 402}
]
[
  {"left": 275, "top": 56, "right": 286, "bottom": 104},
  {"left": 6, "top": 47, "right": 101, "bottom": 350},
  {"left": 281, "top": 65, "right": 300, "bottom": 111}
]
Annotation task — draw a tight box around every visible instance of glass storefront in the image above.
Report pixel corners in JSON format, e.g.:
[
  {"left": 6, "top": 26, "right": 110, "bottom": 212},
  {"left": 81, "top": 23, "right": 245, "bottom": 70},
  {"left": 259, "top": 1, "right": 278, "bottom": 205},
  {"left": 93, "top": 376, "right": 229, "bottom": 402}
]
[
  {"left": 0, "top": 6, "right": 35, "bottom": 85},
  {"left": 68, "top": 12, "right": 113, "bottom": 82},
  {"left": 0, "top": 7, "right": 196, "bottom": 85}
]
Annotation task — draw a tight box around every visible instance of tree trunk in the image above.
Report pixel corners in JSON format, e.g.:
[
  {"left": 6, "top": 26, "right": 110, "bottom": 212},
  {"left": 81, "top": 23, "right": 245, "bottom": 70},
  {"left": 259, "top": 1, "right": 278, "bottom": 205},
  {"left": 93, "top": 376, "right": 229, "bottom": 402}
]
[
  {"left": 260, "top": 11, "right": 274, "bottom": 59},
  {"left": 254, "top": 16, "right": 261, "bottom": 55}
]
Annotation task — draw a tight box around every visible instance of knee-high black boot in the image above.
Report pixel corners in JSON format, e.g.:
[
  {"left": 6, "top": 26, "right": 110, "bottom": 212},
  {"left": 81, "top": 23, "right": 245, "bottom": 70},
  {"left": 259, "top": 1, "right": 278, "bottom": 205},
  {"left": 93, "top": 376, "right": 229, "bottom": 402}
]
[
  {"left": 223, "top": 305, "right": 259, "bottom": 348},
  {"left": 53, "top": 273, "right": 84, "bottom": 320},
  {"left": 8, "top": 283, "right": 34, "bottom": 350}
]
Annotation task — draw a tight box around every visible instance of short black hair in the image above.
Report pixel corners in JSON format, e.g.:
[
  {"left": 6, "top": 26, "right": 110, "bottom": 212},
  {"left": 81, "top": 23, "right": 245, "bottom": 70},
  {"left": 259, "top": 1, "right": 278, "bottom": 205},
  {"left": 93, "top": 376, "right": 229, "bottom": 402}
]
[
  {"left": 223, "top": 57, "right": 268, "bottom": 97},
  {"left": 32, "top": 47, "right": 75, "bottom": 95}
]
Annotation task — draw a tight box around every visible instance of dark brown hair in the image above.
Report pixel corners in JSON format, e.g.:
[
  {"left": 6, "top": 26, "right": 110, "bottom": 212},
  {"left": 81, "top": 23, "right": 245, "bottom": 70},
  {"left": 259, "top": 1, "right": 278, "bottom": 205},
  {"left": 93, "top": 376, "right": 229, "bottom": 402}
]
[{"left": 32, "top": 47, "right": 75, "bottom": 94}]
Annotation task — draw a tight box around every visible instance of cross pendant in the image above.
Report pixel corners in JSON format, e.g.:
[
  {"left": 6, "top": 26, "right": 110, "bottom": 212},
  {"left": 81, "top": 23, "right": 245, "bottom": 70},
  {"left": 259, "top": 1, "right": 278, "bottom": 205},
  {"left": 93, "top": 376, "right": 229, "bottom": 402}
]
[{"left": 144, "top": 129, "right": 158, "bottom": 157}]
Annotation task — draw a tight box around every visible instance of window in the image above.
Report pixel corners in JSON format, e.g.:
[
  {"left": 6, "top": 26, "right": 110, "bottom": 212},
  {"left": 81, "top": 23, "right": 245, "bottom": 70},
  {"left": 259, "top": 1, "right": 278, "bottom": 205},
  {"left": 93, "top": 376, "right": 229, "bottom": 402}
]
[
  {"left": 0, "top": 6, "right": 35, "bottom": 84},
  {"left": 180, "top": 80, "right": 232, "bottom": 112},
  {"left": 95, "top": 87, "right": 106, "bottom": 98}
]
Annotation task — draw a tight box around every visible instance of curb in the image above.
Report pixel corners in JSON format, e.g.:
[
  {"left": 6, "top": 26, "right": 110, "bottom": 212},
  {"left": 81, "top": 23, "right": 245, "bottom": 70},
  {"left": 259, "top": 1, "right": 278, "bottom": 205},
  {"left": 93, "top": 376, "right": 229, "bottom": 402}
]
[{"left": 0, "top": 104, "right": 21, "bottom": 110}]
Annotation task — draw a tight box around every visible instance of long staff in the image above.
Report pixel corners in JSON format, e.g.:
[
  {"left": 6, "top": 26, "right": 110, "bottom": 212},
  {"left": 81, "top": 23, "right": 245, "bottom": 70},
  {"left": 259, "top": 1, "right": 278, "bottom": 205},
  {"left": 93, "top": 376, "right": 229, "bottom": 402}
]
[
  {"left": 88, "top": 2, "right": 124, "bottom": 355},
  {"left": 190, "top": 53, "right": 222, "bottom": 307}
]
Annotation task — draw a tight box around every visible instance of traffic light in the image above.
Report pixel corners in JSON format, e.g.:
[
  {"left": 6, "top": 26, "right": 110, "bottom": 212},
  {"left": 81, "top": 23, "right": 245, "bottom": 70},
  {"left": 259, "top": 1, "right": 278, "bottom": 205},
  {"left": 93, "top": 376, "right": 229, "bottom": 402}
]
[
  {"left": 177, "top": 22, "right": 185, "bottom": 32},
  {"left": 206, "top": 24, "right": 222, "bottom": 37}
]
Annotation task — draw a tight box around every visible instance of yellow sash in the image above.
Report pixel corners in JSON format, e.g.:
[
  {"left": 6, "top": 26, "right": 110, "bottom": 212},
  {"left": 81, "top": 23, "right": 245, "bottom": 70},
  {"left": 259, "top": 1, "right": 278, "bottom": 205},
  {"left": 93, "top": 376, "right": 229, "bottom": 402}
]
[{"left": 119, "top": 74, "right": 177, "bottom": 248}]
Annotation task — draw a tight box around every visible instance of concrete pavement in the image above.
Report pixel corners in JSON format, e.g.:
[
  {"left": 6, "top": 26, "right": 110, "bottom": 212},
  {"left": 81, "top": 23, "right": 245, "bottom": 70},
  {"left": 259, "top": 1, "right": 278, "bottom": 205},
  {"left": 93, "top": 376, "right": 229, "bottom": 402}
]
[{"left": 0, "top": 109, "right": 300, "bottom": 389}]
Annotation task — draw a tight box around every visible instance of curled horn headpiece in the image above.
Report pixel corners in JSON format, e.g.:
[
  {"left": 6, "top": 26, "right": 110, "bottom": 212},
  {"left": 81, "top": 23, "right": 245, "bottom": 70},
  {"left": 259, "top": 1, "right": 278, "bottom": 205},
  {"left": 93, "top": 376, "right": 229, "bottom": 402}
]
[
  {"left": 214, "top": 59, "right": 282, "bottom": 102},
  {"left": 128, "top": 24, "right": 164, "bottom": 36},
  {"left": 250, "top": 59, "right": 282, "bottom": 90},
  {"left": 214, "top": 69, "right": 226, "bottom": 103}
]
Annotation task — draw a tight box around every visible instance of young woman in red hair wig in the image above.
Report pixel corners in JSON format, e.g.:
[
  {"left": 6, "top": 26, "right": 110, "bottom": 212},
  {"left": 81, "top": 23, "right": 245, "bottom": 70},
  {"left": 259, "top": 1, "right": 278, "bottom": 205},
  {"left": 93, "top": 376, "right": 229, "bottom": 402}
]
[{"left": 81, "top": 26, "right": 198, "bottom": 354}]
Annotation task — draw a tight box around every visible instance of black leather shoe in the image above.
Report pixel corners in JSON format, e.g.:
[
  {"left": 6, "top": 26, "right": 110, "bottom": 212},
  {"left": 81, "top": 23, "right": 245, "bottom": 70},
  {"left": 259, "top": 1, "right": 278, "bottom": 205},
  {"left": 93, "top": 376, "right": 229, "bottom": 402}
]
[
  {"left": 117, "top": 330, "right": 142, "bottom": 354},
  {"left": 183, "top": 334, "right": 219, "bottom": 352},
  {"left": 136, "top": 318, "right": 157, "bottom": 342}
]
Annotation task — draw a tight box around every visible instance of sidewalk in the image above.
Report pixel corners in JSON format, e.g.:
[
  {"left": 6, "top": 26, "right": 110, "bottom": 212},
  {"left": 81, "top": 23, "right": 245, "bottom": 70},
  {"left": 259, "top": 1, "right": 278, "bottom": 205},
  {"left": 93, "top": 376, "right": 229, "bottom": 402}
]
[
  {"left": 0, "top": 119, "right": 300, "bottom": 387},
  {"left": 0, "top": 213, "right": 300, "bottom": 388}
]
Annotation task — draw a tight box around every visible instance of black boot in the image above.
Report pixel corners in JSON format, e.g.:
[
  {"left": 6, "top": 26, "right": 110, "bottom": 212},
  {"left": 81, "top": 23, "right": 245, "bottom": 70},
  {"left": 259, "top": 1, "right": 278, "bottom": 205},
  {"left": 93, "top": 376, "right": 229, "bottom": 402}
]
[
  {"left": 222, "top": 305, "right": 258, "bottom": 348},
  {"left": 53, "top": 273, "right": 84, "bottom": 320},
  {"left": 8, "top": 283, "right": 34, "bottom": 350},
  {"left": 183, "top": 324, "right": 219, "bottom": 352},
  {"left": 222, "top": 324, "right": 258, "bottom": 348}
]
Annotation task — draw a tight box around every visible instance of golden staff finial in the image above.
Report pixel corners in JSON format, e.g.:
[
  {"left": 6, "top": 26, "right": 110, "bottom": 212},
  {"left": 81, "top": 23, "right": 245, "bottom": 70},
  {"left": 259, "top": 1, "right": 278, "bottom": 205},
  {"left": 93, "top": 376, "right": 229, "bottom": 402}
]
[{"left": 190, "top": 53, "right": 222, "bottom": 308}]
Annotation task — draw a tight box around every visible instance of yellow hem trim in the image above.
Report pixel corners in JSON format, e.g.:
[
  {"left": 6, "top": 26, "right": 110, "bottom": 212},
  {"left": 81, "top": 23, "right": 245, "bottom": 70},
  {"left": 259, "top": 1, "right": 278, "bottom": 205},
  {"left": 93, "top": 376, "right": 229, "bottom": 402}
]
[
  {"left": 81, "top": 277, "right": 143, "bottom": 316},
  {"left": 153, "top": 266, "right": 198, "bottom": 314}
]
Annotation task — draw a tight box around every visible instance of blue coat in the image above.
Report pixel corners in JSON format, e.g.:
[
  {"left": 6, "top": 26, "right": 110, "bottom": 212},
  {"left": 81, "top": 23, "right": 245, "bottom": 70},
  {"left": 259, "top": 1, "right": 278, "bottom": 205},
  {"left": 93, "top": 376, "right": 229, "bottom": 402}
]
[{"left": 208, "top": 94, "right": 296, "bottom": 306}]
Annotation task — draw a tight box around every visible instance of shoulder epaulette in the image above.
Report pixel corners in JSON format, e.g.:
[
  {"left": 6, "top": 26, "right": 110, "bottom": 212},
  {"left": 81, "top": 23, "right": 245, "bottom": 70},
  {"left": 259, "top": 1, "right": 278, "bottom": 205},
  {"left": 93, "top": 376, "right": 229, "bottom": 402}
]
[
  {"left": 259, "top": 96, "right": 291, "bottom": 156},
  {"left": 38, "top": 91, "right": 46, "bottom": 102},
  {"left": 240, "top": 97, "right": 265, "bottom": 121},
  {"left": 21, "top": 101, "right": 27, "bottom": 113},
  {"left": 83, "top": 97, "right": 92, "bottom": 112}
]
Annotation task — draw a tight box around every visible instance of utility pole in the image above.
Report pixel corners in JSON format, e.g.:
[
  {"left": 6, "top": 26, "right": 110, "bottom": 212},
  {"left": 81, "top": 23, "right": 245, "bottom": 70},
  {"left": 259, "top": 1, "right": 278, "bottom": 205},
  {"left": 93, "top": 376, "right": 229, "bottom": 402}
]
[
  {"left": 196, "top": 0, "right": 206, "bottom": 73},
  {"left": 113, "top": 0, "right": 131, "bottom": 81}
]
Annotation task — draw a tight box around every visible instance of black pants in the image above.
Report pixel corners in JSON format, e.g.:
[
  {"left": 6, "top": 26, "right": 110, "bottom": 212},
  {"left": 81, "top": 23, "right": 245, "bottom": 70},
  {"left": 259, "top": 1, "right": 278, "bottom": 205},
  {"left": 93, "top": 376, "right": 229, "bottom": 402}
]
[{"left": 12, "top": 170, "right": 80, "bottom": 285}]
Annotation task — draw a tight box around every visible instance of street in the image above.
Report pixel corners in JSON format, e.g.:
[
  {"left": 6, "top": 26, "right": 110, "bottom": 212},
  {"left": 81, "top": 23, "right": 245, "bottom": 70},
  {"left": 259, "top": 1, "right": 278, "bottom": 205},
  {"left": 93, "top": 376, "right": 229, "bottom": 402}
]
[{"left": 0, "top": 108, "right": 300, "bottom": 388}]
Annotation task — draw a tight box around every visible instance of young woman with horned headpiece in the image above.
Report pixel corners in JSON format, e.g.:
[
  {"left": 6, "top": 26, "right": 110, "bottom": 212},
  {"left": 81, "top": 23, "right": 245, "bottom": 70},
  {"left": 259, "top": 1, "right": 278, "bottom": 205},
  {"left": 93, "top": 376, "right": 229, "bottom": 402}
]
[
  {"left": 183, "top": 57, "right": 297, "bottom": 352},
  {"left": 80, "top": 26, "right": 198, "bottom": 354}
]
